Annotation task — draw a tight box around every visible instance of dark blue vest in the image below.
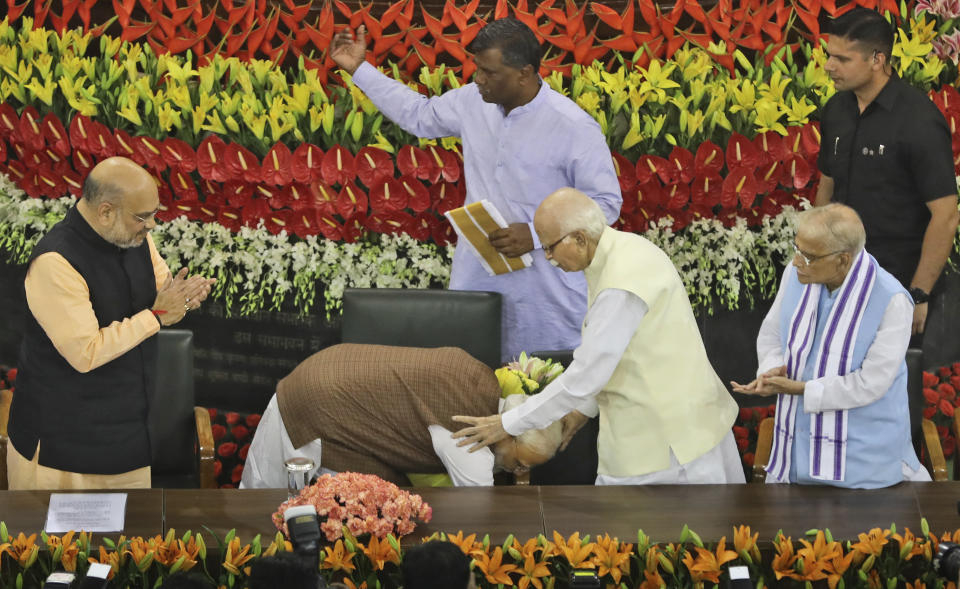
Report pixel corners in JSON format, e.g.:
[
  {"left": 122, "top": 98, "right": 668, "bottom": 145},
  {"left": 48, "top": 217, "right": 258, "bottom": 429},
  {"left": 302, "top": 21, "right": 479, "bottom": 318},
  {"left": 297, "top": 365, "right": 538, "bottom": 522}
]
[{"left": 11, "top": 206, "right": 157, "bottom": 474}]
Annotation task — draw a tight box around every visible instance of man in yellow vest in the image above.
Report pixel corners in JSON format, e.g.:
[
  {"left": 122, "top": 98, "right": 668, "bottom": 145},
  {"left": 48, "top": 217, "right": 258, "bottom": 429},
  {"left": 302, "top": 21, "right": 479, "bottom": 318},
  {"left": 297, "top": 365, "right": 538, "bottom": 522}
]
[{"left": 454, "top": 187, "right": 744, "bottom": 484}]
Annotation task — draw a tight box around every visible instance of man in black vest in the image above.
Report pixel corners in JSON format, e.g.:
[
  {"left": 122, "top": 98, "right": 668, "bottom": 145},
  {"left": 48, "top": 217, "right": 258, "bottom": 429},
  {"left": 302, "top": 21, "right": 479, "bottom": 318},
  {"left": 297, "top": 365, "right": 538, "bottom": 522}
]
[{"left": 8, "top": 156, "right": 215, "bottom": 489}]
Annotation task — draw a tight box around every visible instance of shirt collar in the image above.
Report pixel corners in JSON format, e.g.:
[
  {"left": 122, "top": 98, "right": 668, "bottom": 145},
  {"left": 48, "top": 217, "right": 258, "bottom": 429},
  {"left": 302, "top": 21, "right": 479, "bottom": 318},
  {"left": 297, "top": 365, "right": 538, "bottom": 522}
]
[
  {"left": 839, "top": 72, "right": 902, "bottom": 113},
  {"left": 502, "top": 77, "right": 548, "bottom": 117}
]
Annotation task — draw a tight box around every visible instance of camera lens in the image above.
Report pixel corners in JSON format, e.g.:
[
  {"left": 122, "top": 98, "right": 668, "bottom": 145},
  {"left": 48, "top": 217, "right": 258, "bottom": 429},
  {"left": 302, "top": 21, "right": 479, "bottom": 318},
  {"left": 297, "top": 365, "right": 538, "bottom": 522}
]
[{"left": 934, "top": 541, "right": 960, "bottom": 582}]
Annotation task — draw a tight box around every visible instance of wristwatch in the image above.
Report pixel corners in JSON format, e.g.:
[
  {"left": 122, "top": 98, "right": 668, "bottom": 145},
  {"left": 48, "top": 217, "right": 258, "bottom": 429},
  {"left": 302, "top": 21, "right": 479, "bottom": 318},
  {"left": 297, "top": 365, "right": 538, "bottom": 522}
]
[{"left": 909, "top": 287, "right": 930, "bottom": 304}]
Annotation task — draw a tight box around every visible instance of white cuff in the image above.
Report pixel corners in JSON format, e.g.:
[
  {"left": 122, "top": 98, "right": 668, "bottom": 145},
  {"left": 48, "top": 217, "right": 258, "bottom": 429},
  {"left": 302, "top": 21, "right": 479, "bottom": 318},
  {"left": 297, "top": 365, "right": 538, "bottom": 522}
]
[{"left": 802, "top": 380, "right": 824, "bottom": 413}]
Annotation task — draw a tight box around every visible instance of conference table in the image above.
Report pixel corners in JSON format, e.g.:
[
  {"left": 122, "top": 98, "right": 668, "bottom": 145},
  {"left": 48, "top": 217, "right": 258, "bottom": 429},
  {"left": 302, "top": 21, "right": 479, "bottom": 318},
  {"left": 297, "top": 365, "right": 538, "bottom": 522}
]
[{"left": 1, "top": 483, "right": 959, "bottom": 547}]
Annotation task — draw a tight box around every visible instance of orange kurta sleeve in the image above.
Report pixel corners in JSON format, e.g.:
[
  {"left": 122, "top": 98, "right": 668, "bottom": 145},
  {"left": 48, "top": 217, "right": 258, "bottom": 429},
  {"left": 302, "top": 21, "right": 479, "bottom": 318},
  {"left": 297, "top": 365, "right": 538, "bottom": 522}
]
[{"left": 25, "top": 234, "right": 168, "bottom": 374}]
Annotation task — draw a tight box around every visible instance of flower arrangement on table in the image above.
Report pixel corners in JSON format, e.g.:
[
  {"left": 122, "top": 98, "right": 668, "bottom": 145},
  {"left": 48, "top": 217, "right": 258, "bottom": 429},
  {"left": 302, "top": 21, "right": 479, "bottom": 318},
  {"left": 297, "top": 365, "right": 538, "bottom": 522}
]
[
  {"left": 1, "top": 521, "right": 958, "bottom": 589},
  {"left": 922, "top": 361, "right": 960, "bottom": 458},
  {"left": 495, "top": 352, "right": 565, "bottom": 398},
  {"left": 272, "top": 472, "right": 433, "bottom": 543}
]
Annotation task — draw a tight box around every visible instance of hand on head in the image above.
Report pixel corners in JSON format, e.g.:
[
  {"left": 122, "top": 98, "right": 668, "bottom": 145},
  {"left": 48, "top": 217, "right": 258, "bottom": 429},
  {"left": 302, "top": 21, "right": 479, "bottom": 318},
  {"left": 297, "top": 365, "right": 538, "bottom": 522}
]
[
  {"left": 152, "top": 268, "right": 217, "bottom": 326},
  {"left": 330, "top": 25, "right": 367, "bottom": 75}
]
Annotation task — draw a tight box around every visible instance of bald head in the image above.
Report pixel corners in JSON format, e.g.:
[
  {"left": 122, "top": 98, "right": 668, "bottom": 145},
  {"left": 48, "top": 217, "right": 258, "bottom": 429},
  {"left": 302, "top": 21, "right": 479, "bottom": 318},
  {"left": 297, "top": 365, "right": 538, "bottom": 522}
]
[
  {"left": 83, "top": 157, "right": 155, "bottom": 206},
  {"left": 797, "top": 203, "right": 866, "bottom": 255},
  {"left": 534, "top": 187, "right": 607, "bottom": 243}
]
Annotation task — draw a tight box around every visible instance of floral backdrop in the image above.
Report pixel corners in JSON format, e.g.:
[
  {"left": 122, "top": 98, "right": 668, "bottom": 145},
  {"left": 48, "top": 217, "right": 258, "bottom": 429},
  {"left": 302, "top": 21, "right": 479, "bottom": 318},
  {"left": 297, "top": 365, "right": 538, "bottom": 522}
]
[{"left": 0, "top": 0, "right": 959, "bottom": 319}]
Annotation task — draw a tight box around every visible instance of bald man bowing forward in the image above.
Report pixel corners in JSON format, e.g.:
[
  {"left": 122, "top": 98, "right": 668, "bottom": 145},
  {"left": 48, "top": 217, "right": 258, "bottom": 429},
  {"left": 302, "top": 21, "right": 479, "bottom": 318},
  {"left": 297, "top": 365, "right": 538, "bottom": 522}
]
[
  {"left": 454, "top": 188, "right": 744, "bottom": 484},
  {"left": 8, "top": 157, "right": 216, "bottom": 490}
]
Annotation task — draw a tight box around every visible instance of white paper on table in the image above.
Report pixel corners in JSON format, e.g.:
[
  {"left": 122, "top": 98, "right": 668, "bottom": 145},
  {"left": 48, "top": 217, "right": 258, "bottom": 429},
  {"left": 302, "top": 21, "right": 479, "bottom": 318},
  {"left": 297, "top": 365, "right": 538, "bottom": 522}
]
[
  {"left": 444, "top": 199, "right": 533, "bottom": 276},
  {"left": 44, "top": 493, "right": 127, "bottom": 533}
]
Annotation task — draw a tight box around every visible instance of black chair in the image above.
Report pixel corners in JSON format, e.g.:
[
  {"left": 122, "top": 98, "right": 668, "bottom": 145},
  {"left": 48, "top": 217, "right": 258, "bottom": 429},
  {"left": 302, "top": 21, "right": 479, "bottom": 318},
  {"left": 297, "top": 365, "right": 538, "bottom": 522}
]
[
  {"left": 149, "top": 329, "right": 217, "bottom": 488},
  {"left": 340, "top": 289, "right": 502, "bottom": 368},
  {"left": 526, "top": 349, "right": 601, "bottom": 486}
]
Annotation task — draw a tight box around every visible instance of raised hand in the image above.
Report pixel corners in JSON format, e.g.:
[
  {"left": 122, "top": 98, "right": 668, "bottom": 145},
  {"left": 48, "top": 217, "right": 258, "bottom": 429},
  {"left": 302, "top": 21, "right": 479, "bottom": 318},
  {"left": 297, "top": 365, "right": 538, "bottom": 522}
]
[{"left": 330, "top": 25, "right": 368, "bottom": 75}]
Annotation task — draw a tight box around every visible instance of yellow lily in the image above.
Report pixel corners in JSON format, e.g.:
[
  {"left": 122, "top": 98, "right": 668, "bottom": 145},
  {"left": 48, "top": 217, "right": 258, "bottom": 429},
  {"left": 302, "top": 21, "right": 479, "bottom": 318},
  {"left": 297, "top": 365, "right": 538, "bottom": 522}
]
[
  {"left": 19, "top": 27, "right": 50, "bottom": 59},
  {"left": 248, "top": 58, "right": 274, "bottom": 87},
  {"left": 117, "top": 86, "right": 143, "bottom": 126},
  {"left": 33, "top": 52, "right": 53, "bottom": 79},
  {"left": 0, "top": 46, "right": 18, "bottom": 77},
  {"left": 545, "top": 70, "right": 567, "bottom": 95},
  {"left": 643, "top": 113, "right": 667, "bottom": 139},
  {"left": 753, "top": 98, "right": 788, "bottom": 135},
  {"left": 784, "top": 96, "right": 817, "bottom": 125},
  {"left": 268, "top": 109, "right": 296, "bottom": 143},
  {"left": 893, "top": 27, "right": 933, "bottom": 74},
  {"left": 285, "top": 83, "right": 311, "bottom": 115},
  {"left": 101, "top": 35, "right": 122, "bottom": 59},
  {"left": 759, "top": 69, "right": 791, "bottom": 103},
  {"left": 638, "top": 59, "right": 681, "bottom": 103},
  {"left": 728, "top": 79, "right": 757, "bottom": 114},
  {"left": 156, "top": 101, "right": 183, "bottom": 131},
  {"left": 14, "top": 60, "right": 33, "bottom": 84},
  {"left": 598, "top": 68, "right": 627, "bottom": 96},
  {"left": 575, "top": 91, "right": 601, "bottom": 115},
  {"left": 201, "top": 110, "right": 228, "bottom": 135},
  {"left": 224, "top": 114, "right": 240, "bottom": 134},
  {"left": 239, "top": 102, "right": 267, "bottom": 141},
  {"left": 622, "top": 110, "right": 644, "bottom": 151},
  {"left": 684, "top": 109, "right": 707, "bottom": 140},
  {"left": 25, "top": 76, "right": 55, "bottom": 105},
  {"left": 219, "top": 90, "right": 242, "bottom": 116},
  {"left": 368, "top": 131, "right": 395, "bottom": 154}
]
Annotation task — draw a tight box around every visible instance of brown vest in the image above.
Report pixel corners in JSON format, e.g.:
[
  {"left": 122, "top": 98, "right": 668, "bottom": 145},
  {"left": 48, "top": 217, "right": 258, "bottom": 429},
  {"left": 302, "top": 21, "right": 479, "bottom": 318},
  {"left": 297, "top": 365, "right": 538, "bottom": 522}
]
[{"left": 276, "top": 344, "right": 500, "bottom": 484}]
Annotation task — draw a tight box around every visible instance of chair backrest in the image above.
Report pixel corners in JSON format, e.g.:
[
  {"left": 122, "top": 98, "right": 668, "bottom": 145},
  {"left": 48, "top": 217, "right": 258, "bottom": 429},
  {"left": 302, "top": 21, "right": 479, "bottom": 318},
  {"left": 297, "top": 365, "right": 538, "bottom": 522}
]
[
  {"left": 149, "top": 329, "right": 196, "bottom": 476},
  {"left": 341, "top": 289, "right": 502, "bottom": 368},
  {"left": 906, "top": 347, "right": 924, "bottom": 456}
]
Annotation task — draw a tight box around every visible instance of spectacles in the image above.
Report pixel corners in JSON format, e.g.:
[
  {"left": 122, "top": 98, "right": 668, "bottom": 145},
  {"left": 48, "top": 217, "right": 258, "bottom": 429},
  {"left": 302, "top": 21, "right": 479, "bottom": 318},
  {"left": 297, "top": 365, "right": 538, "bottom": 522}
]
[
  {"left": 127, "top": 209, "right": 157, "bottom": 224},
  {"left": 543, "top": 232, "right": 573, "bottom": 256},
  {"left": 793, "top": 243, "right": 844, "bottom": 266}
]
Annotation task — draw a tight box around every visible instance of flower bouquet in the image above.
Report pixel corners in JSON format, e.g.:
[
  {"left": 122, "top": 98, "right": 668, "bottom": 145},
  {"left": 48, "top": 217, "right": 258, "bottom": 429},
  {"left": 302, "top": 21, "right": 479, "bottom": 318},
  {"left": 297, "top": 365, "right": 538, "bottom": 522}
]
[
  {"left": 922, "top": 361, "right": 960, "bottom": 457},
  {"left": 495, "top": 352, "right": 565, "bottom": 398},
  {"left": 272, "top": 472, "right": 432, "bottom": 542}
]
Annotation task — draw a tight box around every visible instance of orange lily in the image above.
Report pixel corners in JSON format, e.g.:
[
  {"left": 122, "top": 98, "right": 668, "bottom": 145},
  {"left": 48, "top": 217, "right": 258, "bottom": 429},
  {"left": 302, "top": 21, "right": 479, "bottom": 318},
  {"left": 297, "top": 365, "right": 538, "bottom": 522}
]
[
  {"left": 7, "top": 532, "right": 39, "bottom": 568},
  {"left": 516, "top": 553, "right": 550, "bottom": 589},
  {"left": 322, "top": 540, "right": 356, "bottom": 573},
  {"left": 89, "top": 545, "right": 122, "bottom": 579},
  {"left": 850, "top": 528, "right": 891, "bottom": 558},
  {"left": 360, "top": 535, "right": 400, "bottom": 571},
  {"left": 552, "top": 532, "right": 595, "bottom": 568},
  {"left": 824, "top": 549, "right": 856, "bottom": 589},
  {"left": 221, "top": 537, "right": 255, "bottom": 576},
  {"left": 681, "top": 537, "right": 738, "bottom": 585},
  {"left": 892, "top": 528, "right": 925, "bottom": 561},
  {"left": 473, "top": 546, "right": 518, "bottom": 585},
  {"left": 771, "top": 535, "right": 800, "bottom": 581},
  {"left": 342, "top": 580, "right": 368, "bottom": 589},
  {"left": 640, "top": 568, "right": 667, "bottom": 589},
  {"left": 447, "top": 531, "right": 484, "bottom": 558},
  {"left": 591, "top": 534, "right": 632, "bottom": 585},
  {"left": 733, "top": 525, "right": 761, "bottom": 563}
]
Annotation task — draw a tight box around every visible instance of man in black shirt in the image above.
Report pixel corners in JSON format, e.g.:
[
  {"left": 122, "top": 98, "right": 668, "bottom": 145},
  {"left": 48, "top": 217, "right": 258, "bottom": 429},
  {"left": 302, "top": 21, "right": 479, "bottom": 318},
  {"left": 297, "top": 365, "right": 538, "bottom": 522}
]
[{"left": 815, "top": 8, "right": 959, "bottom": 339}]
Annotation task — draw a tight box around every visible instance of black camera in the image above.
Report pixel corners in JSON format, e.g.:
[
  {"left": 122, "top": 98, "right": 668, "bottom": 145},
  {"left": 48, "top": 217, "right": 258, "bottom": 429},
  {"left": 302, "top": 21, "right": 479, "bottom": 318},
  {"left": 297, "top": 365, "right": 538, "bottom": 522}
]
[
  {"left": 284, "top": 505, "right": 323, "bottom": 572},
  {"left": 569, "top": 569, "right": 600, "bottom": 588},
  {"left": 934, "top": 541, "right": 960, "bottom": 584}
]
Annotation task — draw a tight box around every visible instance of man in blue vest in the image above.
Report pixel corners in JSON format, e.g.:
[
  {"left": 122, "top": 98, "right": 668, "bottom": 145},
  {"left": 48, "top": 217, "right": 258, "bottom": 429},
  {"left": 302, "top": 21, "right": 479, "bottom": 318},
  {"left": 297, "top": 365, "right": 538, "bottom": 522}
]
[
  {"left": 732, "top": 204, "right": 929, "bottom": 488},
  {"left": 8, "top": 156, "right": 215, "bottom": 490}
]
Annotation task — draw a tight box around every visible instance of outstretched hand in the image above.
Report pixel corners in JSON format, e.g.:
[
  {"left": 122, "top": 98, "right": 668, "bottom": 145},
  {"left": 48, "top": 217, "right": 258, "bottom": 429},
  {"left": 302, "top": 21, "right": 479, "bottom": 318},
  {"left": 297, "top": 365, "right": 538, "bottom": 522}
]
[
  {"left": 330, "top": 25, "right": 367, "bottom": 75},
  {"left": 451, "top": 414, "right": 509, "bottom": 452}
]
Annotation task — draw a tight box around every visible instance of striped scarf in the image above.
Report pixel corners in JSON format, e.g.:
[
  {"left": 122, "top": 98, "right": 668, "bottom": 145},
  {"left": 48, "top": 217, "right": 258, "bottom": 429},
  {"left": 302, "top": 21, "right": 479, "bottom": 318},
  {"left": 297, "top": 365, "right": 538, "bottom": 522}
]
[{"left": 766, "top": 250, "right": 877, "bottom": 483}]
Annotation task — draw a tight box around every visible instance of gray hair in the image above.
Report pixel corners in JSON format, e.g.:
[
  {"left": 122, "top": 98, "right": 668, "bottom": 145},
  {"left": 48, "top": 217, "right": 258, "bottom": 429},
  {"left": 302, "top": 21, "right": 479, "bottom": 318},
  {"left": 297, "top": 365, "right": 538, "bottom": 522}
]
[
  {"left": 797, "top": 203, "right": 866, "bottom": 254},
  {"left": 81, "top": 174, "right": 124, "bottom": 206},
  {"left": 553, "top": 196, "right": 607, "bottom": 242},
  {"left": 501, "top": 394, "right": 562, "bottom": 458}
]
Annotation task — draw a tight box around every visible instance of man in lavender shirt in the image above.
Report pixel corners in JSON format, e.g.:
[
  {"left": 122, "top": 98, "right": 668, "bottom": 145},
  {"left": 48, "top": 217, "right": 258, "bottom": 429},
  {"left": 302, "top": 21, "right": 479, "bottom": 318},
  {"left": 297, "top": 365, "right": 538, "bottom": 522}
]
[{"left": 330, "top": 18, "right": 623, "bottom": 361}]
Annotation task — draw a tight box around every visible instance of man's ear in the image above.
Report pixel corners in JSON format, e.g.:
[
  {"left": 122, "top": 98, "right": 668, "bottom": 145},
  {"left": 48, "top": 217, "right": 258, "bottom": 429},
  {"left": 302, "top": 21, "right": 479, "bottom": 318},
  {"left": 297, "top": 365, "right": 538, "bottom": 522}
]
[{"left": 96, "top": 201, "right": 116, "bottom": 225}]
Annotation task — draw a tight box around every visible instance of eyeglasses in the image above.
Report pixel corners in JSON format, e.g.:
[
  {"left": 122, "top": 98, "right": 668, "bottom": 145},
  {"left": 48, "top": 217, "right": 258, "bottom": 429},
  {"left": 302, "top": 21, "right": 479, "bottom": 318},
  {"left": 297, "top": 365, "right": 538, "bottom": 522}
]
[
  {"left": 125, "top": 208, "right": 157, "bottom": 224},
  {"left": 793, "top": 243, "right": 845, "bottom": 266},
  {"left": 543, "top": 232, "right": 573, "bottom": 256}
]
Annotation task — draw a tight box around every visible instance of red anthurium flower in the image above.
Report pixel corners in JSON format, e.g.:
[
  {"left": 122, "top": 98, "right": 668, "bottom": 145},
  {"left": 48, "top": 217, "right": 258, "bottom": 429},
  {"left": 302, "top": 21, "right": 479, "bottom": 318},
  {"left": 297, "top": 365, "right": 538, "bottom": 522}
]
[
  {"left": 196, "top": 203, "right": 220, "bottom": 224},
  {"left": 61, "top": 168, "right": 83, "bottom": 196},
  {"left": 320, "top": 144, "right": 356, "bottom": 186},
  {"left": 41, "top": 114, "right": 70, "bottom": 157},
  {"left": 355, "top": 145, "right": 395, "bottom": 188},
  {"left": 365, "top": 211, "right": 389, "bottom": 233},
  {"left": 383, "top": 210, "right": 414, "bottom": 235},
  {"left": 113, "top": 129, "right": 142, "bottom": 163},
  {"left": 668, "top": 146, "right": 695, "bottom": 184},
  {"left": 368, "top": 177, "right": 408, "bottom": 212},
  {"left": 755, "top": 160, "right": 781, "bottom": 194},
  {"left": 431, "top": 218, "right": 456, "bottom": 246},
  {"left": 35, "top": 167, "right": 66, "bottom": 198},
  {"left": 18, "top": 107, "right": 45, "bottom": 152},
  {"left": 663, "top": 183, "right": 690, "bottom": 211},
  {"left": 671, "top": 210, "right": 693, "bottom": 232},
  {"left": 407, "top": 212, "right": 435, "bottom": 241},
  {"left": 224, "top": 143, "right": 262, "bottom": 183},
  {"left": 277, "top": 183, "right": 311, "bottom": 211},
  {"left": 424, "top": 144, "right": 461, "bottom": 183},
  {"left": 690, "top": 173, "right": 722, "bottom": 207},
  {"left": 200, "top": 179, "right": 222, "bottom": 201},
  {"left": 629, "top": 208, "right": 653, "bottom": 233},
  {"left": 291, "top": 142, "right": 325, "bottom": 184},
  {"left": 315, "top": 212, "right": 344, "bottom": 241},
  {"left": 635, "top": 155, "right": 677, "bottom": 185},
  {"left": 725, "top": 133, "right": 759, "bottom": 172},
  {"left": 335, "top": 181, "right": 368, "bottom": 217},
  {"left": 694, "top": 141, "right": 724, "bottom": 176},
  {"left": 169, "top": 169, "right": 199, "bottom": 200},
  {"left": 197, "top": 135, "right": 228, "bottom": 181},
  {"left": 68, "top": 114, "right": 97, "bottom": 153},
  {"left": 785, "top": 154, "right": 814, "bottom": 190},
  {"left": 611, "top": 152, "right": 637, "bottom": 194},
  {"left": 290, "top": 208, "right": 320, "bottom": 238},
  {"left": 0, "top": 103, "right": 19, "bottom": 140},
  {"left": 753, "top": 130, "right": 788, "bottom": 166},
  {"left": 171, "top": 198, "right": 203, "bottom": 222},
  {"left": 4, "top": 159, "right": 27, "bottom": 183},
  {"left": 241, "top": 198, "right": 271, "bottom": 228},
  {"left": 799, "top": 121, "right": 821, "bottom": 159},
  {"left": 261, "top": 142, "right": 293, "bottom": 186},
  {"left": 341, "top": 213, "right": 367, "bottom": 243},
  {"left": 396, "top": 144, "right": 437, "bottom": 182},
  {"left": 759, "top": 193, "right": 785, "bottom": 218},
  {"left": 430, "top": 181, "right": 464, "bottom": 214},
  {"left": 308, "top": 180, "right": 338, "bottom": 215},
  {"left": 24, "top": 149, "right": 52, "bottom": 171},
  {"left": 0, "top": 140, "right": 9, "bottom": 165},
  {"left": 217, "top": 207, "right": 243, "bottom": 232},
  {"left": 223, "top": 180, "right": 254, "bottom": 208},
  {"left": 134, "top": 135, "right": 166, "bottom": 170},
  {"left": 721, "top": 169, "right": 760, "bottom": 209},
  {"left": 72, "top": 150, "right": 96, "bottom": 175},
  {"left": 398, "top": 175, "right": 430, "bottom": 212},
  {"left": 162, "top": 137, "right": 197, "bottom": 174},
  {"left": 264, "top": 209, "right": 293, "bottom": 235},
  {"left": 253, "top": 184, "right": 282, "bottom": 207},
  {"left": 634, "top": 180, "right": 664, "bottom": 210}
]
